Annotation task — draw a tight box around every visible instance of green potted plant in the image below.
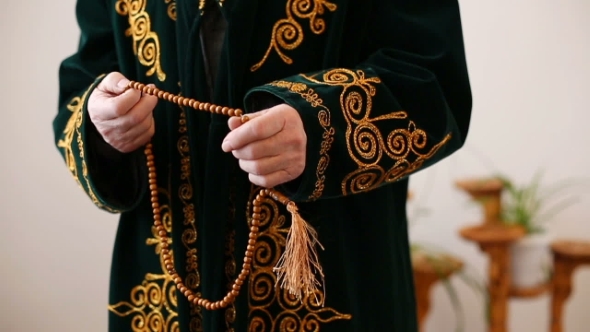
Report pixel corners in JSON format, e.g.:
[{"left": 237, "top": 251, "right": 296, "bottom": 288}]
[{"left": 495, "top": 171, "right": 584, "bottom": 289}]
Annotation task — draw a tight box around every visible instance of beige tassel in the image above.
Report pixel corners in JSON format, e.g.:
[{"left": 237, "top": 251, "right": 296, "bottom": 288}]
[{"left": 273, "top": 201, "right": 326, "bottom": 306}]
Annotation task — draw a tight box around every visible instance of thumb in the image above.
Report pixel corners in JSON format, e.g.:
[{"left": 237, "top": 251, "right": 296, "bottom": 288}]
[
  {"left": 99, "top": 72, "right": 130, "bottom": 96},
  {"left": 227, "top": 108, "right": 268, "bottom": 131}
]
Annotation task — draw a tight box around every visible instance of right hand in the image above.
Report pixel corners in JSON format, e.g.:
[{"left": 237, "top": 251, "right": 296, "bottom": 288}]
[{"left": 88, "top": 72, "right": 158, "bottom": 153}]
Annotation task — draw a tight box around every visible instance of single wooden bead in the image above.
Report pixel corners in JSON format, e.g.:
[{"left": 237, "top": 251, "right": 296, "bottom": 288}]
[
  {"left": 215, "top": 106, "right": 222, "bottom": 113},
  {"left": 248, "top": 239, "right": 256, "bottom": 246},
  {"left": 231, "top": 290, "right": 239, "bottom": 297}
]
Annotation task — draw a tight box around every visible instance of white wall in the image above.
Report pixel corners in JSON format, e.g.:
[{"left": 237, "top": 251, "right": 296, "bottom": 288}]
[{"left": 1, "top": 1, "right": 588, "bottom": 331}]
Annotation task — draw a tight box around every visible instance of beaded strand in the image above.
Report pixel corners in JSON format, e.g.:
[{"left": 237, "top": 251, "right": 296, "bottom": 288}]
[{"left": 129, "top": 81, "right": 298, "bottom": 310}]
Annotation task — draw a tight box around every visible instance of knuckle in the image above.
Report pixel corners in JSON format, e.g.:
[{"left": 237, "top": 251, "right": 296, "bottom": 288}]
[
  {"left": 127, "top": 110, "right": 144, "bottom": 126},
  {"left": 110, "top": 100, "right": 128, "bottom": 117},
  {"left": 249, "top": 161, "right": 262, "bottom": 176},
  {"left": 249, "top": 121, "right": 265, "bottom": 138},
  {"left": 254, "top": 176, "right": 270, "bottom": 188}
]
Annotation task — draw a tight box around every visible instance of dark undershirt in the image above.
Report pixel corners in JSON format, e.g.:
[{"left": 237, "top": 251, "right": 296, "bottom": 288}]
[{"left": 199, "top": 1, "right": 227, "bottom": 100}]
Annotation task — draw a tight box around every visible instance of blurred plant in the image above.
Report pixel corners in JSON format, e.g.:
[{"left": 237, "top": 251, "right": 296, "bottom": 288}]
[
  {"left": 408, "top": 177, "right": 488, "bottom": 332},
  {"left": 496, "top": 170, "right": 585, "bottom": 234}
]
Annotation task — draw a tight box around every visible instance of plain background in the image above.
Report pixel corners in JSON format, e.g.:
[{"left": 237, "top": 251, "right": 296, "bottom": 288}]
[{"left": 1, "top": 1, "right": 589, "bottom": 331}]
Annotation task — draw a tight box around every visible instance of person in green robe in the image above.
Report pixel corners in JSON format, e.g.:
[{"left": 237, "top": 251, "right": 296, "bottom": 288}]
[{"left": 53, "top": 0, "right": 472, "bottom": 331}]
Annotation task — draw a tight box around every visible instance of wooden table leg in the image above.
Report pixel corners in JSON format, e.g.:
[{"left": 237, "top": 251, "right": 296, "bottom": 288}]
[
  {"left": 482, "top": 244, "right": 511, "bottom": 332},
  {"left": 550, "top": 240, "right": 590, "bottom": 332},
  {"left": 414, "top": 272, "right": 439, "bottom": 332},
  {"left": 550, "top": 259, "right": 575, "bottom": 332}
]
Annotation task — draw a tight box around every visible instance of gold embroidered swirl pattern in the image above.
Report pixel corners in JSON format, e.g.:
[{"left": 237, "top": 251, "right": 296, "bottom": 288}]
[
  {"left": 116, "top": 0, "right": 166, "bottom": 81},
  {"left": 247, "top": 186, "right": 351, "bottom": 331},
  {"left": 108, "top": 188, "right": 180, "bottom": 332},
  {"left": 177, "top": 103, "right": 204, "bottom": 331},
  {"left": 300, "top": 69, "right": 452, "bottom": 195},
  {"left": 164, "top": 0, "right": 176, "bottom": 20},
  {"left": 267, "top": 81, "right": 334, "bottom": 201},
  {"left": 251, "top": 0, "right": 337, "bottom": 72},
  {"left": 57, "top": 76, "right": 119, "bottom": 213}
]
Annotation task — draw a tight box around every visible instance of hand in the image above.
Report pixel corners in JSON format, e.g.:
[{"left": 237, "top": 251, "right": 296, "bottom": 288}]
[
  {"left": 222, "top": 104, "right": 307, "bottom": 188},
  {"left": 88, "top": 72, "right": 158, "bottom": 153}
]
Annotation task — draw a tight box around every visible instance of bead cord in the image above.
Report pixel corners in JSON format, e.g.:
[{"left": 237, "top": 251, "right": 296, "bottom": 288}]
[{"left": 128, "top": 81, "right": 323, "bottom": 310}]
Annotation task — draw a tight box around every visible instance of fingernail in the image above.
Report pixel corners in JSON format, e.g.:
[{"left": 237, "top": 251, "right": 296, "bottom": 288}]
[
  {"left": 117, "top": 78, "right": 130, "bottom": 89},
  {"left": 221, "top": 141, "right": 230, "bottom": 152}
]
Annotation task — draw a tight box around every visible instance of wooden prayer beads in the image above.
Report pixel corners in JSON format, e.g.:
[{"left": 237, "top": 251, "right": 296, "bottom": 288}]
[
  {"left": 128, "top": 81, "right": 246, "bottom": 119},
  {"left": 129, "top": 81, "right": 316, "bottom": 310}
]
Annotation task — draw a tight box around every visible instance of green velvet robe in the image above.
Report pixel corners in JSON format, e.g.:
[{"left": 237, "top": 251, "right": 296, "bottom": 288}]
[{"left": 53, "top": 0, "right": 472, "bottom": 331}]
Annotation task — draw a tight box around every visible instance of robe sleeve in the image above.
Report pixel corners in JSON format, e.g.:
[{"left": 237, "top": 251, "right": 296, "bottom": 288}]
[
  {"left": 244, "top": 0, "right": 472, "bottom": 202},
  {"left": 52, "top": 0, "right": 145, "bottom": 213}
]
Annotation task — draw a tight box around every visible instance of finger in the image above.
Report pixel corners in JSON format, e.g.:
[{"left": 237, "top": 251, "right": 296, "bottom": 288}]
[
  {"left": 111, "top": 91, "right": 158, "bottom": 132},
  {"left": 228, "top": 116, "right": 243, "bottom": 131},
  {"left": 119, "top": 113, "right": 154, "bottom": 144},
  {"left": 231, "top": 137, "right": 281, "bottom": 160},
  {"left": 238, "top": 155, "right": 291, "bottom": 177},
  {"left": 99, "top": 72, "right": 131, "bottom": 96},
  {"left": 117, "top": 117, "right": 156, "bottom": 153},
  {"left": 222, "top": 111, "right": 283, "bottom": 152},
  {"left": 248, "top": 170, "right": 294, "bottom": 188}
]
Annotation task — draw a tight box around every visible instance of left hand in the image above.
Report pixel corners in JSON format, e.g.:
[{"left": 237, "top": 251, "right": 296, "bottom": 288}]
[{"left": 221, "top": 103, "right": 306, "bottom": 188}]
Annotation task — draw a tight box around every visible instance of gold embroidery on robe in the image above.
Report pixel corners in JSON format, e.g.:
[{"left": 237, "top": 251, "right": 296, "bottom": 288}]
[
  {"left": 57, "top": 76, "right": 119, "bottom": 213},
  {"left": 247, "top": 186, "right": 351, "bottom": 331},
  {"left": 224, "top": 229, "right": 237, "bottom": 332},
  {"left": 109, "top": 88, "right": 205, "bottom": 331},
  {"left": 267, "top": 81, "right": 334, "bottom": 201},
  {"left": 251, "top": 0, "right": 338, "bottom": 72},
  {"left": 224, "top": 182, "right": 237, "bottom": 332},
  {"left": 108, "top": 187, "right": 180, "bottom": 332},
  {"left": 177, "top": 103, "right": 204, "bottom": 331},
  {"left": 165, "top": 0, "right": 176, "bottom": 20},
  {"left": 116, "top": 0, "right": 167, "bottom": 81},
  {"left": 300, "top": 68, "right": 452, "bottom": 195}
]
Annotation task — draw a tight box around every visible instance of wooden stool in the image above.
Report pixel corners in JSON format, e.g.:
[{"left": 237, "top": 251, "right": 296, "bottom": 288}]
[
  {"left": 550, "top": 240, "right": 590, "bottom": 332},
  {"left": 459, "top": 224, "right": 526, "bottom": 332},
  {"left": 412, "top": 251, "right": 463, "bottom": 332}
]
